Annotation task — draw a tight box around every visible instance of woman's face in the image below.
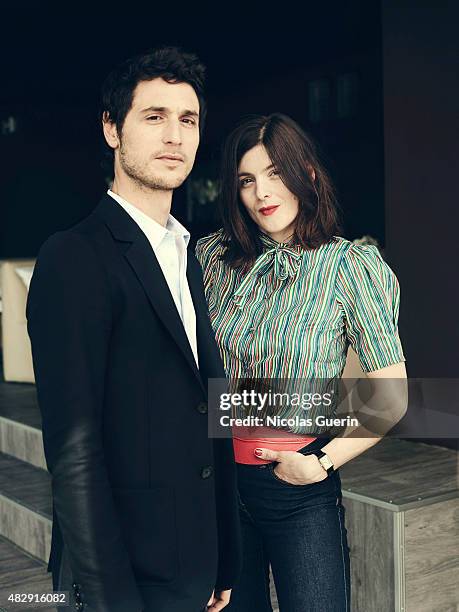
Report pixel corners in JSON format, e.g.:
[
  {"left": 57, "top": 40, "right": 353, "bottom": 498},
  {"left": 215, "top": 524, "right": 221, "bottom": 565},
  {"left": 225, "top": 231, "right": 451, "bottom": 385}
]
[{"left": 238, "top": 144, "right": 299, "bottom": 243}]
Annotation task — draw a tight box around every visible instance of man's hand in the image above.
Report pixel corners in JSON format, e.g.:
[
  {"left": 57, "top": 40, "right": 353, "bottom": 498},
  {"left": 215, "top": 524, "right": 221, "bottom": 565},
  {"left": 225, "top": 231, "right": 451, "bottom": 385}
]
[
  {"left": 254, "top": 448, "right": 327, "bottom": 485},
  {"left": 207, "top": 588, "right": 232, "bottom": 610}
]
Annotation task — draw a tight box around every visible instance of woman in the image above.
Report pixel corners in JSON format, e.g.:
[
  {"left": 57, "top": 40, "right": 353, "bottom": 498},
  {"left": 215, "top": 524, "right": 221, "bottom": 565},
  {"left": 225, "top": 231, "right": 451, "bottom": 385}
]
[{"left": 196, "top": 114, "right": 407, "bottom": 612}]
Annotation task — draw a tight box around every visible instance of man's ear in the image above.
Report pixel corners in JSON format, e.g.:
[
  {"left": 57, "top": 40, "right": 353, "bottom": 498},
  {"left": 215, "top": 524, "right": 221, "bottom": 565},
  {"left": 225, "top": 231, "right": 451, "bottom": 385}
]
[{"left": 102, "top": 112, "right": 120, "bottom": 150}]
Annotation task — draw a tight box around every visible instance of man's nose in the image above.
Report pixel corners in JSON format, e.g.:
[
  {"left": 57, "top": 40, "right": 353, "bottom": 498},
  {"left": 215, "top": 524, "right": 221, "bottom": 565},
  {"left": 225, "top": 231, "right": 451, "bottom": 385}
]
[{"left": 162, "top": 119, "right": 182, "bottom": 145}]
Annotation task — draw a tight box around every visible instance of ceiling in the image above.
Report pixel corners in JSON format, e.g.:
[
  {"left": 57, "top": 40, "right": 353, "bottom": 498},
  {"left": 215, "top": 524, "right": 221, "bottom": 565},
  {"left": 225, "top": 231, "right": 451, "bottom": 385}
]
[{"left": 1, "top": 1, "right": 381, "bottom": 106}]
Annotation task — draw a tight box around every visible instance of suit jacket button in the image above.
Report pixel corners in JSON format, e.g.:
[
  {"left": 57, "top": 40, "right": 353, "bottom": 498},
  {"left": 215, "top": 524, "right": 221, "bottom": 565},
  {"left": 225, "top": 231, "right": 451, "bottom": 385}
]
[
  {"left": 197, "top": 402, "right": 208, "bottom": 414},
  {"left": 201, "top": 466, "right": 213, "bottom": 479}
]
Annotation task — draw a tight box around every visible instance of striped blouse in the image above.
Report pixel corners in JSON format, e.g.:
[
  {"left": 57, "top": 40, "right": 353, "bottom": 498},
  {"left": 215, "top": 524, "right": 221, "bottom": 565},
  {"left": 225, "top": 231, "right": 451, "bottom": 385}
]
[{"left": 195, "top": 230, "right": 405, "bottom": 436}]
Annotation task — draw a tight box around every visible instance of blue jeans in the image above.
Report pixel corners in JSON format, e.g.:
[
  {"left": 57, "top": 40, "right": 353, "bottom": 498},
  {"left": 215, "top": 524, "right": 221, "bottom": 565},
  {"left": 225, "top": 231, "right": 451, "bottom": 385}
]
[{"left": 226, "top": 438, "right": 351, "bottom": 612}]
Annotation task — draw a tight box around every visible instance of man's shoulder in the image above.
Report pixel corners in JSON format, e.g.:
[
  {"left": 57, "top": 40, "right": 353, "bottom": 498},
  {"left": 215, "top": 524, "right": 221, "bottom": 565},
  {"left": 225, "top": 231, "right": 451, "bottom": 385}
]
[{"left": 36, "top": 206, "right": 107, "bottom": 267}]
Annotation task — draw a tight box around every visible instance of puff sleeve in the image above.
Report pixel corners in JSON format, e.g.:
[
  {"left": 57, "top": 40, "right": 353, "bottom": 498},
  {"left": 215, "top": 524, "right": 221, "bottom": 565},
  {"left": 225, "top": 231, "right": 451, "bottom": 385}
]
[
  {"left": 195, "top": 229, "right": 225, "bottom": 299},
  {"left": 336, "top": 243, "right": 406, "bottom": 372}
]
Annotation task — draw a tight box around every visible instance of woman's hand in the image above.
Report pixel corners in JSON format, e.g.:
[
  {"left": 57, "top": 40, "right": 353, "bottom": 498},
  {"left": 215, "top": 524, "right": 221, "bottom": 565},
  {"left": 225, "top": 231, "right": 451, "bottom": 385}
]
[
  {"left": 207, "top": 589, "right": 232, "bottom": 611},
  {"left": 254, "top": 448, "right": 328, "bottom": 485}
]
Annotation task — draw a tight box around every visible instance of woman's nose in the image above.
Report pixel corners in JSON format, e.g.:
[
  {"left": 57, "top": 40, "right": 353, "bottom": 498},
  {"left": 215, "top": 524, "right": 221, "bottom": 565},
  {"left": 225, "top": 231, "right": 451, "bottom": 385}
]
[{"left": 256, "top": 179, "right": 271, "bottom": 201}]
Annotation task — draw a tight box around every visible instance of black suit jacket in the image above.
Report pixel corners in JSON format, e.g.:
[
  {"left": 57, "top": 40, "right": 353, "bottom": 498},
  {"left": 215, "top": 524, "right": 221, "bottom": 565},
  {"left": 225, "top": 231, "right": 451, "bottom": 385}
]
[{"left": 26, "top": 194, "right": 241, "bottom": 612}]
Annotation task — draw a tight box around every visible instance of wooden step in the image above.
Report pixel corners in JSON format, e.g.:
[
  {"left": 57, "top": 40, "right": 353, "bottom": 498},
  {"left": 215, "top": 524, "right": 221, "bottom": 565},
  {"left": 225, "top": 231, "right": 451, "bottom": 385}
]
[
  {"left": 0, "top": 452, "right": 51, "bottom": 563},
  {"left": 0, "top": 535, "right": 55, "bottom": 611},
  {"left": 0, "top": 381, "right": 46, "bottom": 470}
]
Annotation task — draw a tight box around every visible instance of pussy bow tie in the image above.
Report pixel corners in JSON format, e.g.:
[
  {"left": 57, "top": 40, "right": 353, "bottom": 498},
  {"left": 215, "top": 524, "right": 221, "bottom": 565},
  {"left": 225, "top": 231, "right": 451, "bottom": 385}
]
[{"left": 233, "top": 238, "right": 303, "bottom": 309}]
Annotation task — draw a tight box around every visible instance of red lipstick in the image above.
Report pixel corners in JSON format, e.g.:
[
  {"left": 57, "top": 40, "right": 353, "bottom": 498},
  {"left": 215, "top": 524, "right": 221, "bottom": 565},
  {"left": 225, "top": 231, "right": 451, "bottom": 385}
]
[{"left": 259, "top": 205, "right": 280, "bottom": 216}]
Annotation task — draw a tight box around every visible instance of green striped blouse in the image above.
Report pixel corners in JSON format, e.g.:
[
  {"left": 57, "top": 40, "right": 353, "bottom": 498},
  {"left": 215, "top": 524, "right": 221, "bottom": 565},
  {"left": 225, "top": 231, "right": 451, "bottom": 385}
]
[{"left": 195, "top": 230, "right": 405, "bottom": 383}]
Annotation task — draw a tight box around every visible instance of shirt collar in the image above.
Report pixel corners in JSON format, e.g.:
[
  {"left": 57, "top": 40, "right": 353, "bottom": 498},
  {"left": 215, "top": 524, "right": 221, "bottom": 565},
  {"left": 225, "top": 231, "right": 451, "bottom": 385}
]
[
  {"left": 107, "top": 189, "right": 190, "bottom": 249},
  {"left": 259, "top": 231, "right": 297, "bottom": 251},
  {"left": 233, "top": 233, "right": 304, "bottom": 310}
]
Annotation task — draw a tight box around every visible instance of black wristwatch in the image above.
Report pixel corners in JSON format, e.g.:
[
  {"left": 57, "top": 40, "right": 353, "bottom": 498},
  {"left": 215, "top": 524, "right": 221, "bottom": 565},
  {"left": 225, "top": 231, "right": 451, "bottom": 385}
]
[{"left": 312, "top": 450, "right": 335, "bottom": 476}]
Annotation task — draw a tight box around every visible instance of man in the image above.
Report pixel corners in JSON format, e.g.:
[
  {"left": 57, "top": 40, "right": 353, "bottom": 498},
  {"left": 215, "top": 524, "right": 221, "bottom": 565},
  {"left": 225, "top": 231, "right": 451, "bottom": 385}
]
[{"left": 26, "top": 47, "right": 241, "bottom": 612}]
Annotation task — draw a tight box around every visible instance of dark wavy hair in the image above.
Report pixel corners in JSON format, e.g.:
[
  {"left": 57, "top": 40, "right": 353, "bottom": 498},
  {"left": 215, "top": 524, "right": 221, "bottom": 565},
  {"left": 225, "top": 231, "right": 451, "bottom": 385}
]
[
  {"left": 219, "top": 113, "right": 342, "bottom": 268},
  {"left": 100, "top": 46, "right": 206, "bottom": 173}
]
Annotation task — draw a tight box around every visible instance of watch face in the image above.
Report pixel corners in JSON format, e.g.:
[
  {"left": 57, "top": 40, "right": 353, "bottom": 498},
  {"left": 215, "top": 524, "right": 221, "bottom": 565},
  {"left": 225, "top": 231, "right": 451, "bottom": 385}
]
[{"left": 319, "top": 454, "right": 334, "bottom": 471}]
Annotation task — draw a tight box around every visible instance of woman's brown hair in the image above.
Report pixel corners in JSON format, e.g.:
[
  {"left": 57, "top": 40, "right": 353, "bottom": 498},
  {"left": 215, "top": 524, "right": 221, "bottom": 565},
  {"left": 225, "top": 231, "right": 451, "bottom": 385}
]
[{"left": 218, "top": 113, "right": 342, "bottom": 268}]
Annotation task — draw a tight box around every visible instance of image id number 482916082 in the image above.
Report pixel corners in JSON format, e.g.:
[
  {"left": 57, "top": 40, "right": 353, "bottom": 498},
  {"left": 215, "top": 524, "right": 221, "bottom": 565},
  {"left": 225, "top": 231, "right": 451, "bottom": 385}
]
[{"left": 2, "top": 591, "right": 69, "bottom": 609}]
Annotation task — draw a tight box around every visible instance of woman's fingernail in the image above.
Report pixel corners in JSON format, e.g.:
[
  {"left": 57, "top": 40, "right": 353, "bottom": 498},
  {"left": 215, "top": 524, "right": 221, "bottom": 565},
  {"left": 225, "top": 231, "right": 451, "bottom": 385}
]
[{"left": 254, "top": 449, "right": 263, "bottom": 457}]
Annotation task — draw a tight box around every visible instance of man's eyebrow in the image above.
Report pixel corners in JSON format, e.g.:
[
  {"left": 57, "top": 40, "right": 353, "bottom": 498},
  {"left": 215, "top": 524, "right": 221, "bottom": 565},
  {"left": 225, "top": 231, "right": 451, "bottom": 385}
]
[
  {"left": 140, "top": 106, "right": 167, "bottom": 114},
  {"left": 140, "top": 105, "right": 199, "bottom": 117},
  {"left": 238, "top": 164, "right": 274, "bottom": 177},
  {"left": 181, "top": 109, "right": 200, "bottom": 117}
]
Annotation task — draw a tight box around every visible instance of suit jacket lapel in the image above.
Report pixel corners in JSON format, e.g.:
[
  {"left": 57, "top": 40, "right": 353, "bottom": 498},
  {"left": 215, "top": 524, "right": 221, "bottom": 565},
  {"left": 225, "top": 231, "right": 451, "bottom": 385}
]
[
  {"left": 186, "top": 252, "right": 209, "bottom": 364},
  {"left": 125, "top": 241, "right": 204, "bottom": 389},
  {"left": 186, "top": 251, "right": 226, "bottom": 382},
  {"left": 94, "top": 195, "right": 205, "bottom": 392}
]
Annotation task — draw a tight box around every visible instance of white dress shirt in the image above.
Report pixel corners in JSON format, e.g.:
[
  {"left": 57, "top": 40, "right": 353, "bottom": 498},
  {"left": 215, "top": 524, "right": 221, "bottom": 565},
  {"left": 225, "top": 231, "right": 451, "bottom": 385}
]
[{"left": 107, "top": 190, "right": 199, "bottom": 367}]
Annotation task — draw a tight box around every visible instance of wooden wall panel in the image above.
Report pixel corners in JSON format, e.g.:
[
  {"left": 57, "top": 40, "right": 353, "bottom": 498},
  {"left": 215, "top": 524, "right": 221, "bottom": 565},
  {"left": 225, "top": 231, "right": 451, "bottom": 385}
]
[
  {"left": 343, "top": 497, "right": 395, "bottom": 611},
  {"left": 404, "top": 498, "right": 459, "bottom": 612}
]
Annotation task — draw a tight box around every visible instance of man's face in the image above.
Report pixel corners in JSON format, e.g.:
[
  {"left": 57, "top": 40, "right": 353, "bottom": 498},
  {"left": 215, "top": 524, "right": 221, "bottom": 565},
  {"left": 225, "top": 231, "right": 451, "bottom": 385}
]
[{"left": 108, "top": 77, "right": 201, "bottom": 190}]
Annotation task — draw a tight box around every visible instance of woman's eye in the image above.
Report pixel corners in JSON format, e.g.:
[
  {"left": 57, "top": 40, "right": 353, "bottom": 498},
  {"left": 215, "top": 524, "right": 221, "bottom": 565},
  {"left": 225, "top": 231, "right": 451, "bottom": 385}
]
[
  {"left": 239, "top": 177, "right": 253, "bottom": 187},
  {"left": 269, "top": 169, "right": 279, "bottom": 177}
]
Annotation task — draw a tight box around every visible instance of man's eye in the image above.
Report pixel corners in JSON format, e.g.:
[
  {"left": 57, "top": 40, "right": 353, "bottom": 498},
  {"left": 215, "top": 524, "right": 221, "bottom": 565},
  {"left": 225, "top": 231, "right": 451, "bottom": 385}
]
[
  {"left": 182, "top": 118, "right": 196, "bottom": 125},
  {"left": 146, "top": 115, "right": 161, "bottom": 121}
]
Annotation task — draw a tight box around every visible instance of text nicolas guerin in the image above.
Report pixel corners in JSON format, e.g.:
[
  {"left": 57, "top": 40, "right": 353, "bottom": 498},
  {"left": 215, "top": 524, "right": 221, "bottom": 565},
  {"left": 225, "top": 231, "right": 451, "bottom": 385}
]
[{"left": 219, "top": 415, "right": 359, "bottom": 428}]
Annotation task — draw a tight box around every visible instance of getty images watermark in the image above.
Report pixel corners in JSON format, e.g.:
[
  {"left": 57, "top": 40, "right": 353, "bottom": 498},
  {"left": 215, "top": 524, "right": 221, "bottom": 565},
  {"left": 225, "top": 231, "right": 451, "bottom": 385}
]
[
  {"left": 218, "top": 388, "right": 357, "bottom": 429},
  {"left": 207, "top": 377, "right": 459, "bottom": 439}
]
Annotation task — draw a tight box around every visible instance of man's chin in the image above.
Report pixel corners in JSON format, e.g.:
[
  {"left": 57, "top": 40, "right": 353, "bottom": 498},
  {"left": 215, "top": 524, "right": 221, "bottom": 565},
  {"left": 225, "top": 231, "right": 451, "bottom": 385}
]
[{"left": 149, "top": 171, "right": 189, "bottom": 190}]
